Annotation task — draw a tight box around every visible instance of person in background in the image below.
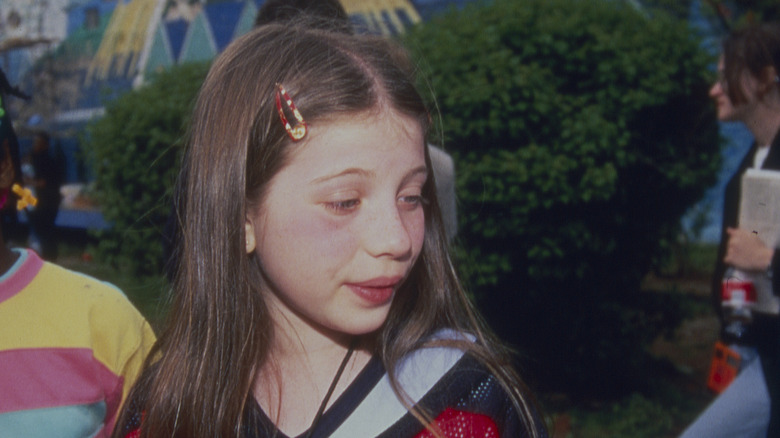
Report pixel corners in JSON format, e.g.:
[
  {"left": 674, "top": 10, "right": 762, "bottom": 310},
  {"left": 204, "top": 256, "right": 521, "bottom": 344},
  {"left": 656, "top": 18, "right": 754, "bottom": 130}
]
[
  {"left": 680, "top": 21, "right": 780, "bottom": 438},
  {"left": 114, "top": 24, "right": 546, "bottom": 438},
  {"left": 25, "top": 130, "right": 65, "bottom": 260},
  {"left": 0, "top": 69, "right": 156, "bottom": 437}
]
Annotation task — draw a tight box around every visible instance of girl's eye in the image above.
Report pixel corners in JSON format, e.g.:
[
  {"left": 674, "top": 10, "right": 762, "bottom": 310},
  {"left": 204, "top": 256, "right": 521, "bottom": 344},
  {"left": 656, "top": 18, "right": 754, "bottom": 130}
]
[
  {"left": 325, "top": 199, "right": 360, "bottom": 213},
  {"left": 398, "top": 194, "right": 427, "bottom": 210}
]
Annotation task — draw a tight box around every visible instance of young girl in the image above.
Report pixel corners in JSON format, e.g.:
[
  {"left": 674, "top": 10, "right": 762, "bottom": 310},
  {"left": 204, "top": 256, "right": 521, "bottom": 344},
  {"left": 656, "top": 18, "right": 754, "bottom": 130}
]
[{"left": 115, "top": 23, "right": 546, "bottom": 438}]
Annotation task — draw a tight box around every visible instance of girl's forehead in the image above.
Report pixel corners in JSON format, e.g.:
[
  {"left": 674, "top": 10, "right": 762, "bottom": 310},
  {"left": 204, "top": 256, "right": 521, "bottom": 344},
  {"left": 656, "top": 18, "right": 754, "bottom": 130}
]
[
  {"left": 312, "top": 108, "right": 418, "bottom": 131},
  {"left": 274, "top": 111, "right": 425, "bottom": 177},
  {"left": 291, "top": 110, "right": 423, "bottom": 152}
]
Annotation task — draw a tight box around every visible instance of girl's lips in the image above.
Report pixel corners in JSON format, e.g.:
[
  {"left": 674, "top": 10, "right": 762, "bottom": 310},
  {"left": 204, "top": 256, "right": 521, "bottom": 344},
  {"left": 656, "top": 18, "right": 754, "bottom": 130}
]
[
  {"left": 347, "top": 285, "right": 395, "bottom": 304},
  {"left": 346, "top": 276, "right": 401, "bottom": 305}
]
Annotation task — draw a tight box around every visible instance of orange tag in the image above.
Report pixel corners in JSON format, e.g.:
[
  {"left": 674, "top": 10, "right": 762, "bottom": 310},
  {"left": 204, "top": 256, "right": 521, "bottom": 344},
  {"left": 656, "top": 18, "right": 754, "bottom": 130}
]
[{"left": 707, "top": 341, "right": 741, "bottom": 393}]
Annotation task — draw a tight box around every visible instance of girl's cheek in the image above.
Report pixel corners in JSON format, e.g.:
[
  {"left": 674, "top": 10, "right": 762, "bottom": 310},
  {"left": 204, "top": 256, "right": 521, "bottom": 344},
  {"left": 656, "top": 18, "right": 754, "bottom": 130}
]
[
  {"left": 409, "top": 211, "right": 426, "bottom": 253},
  {"left": 285, "top": 210, "right": 357, "bottom": 258}
]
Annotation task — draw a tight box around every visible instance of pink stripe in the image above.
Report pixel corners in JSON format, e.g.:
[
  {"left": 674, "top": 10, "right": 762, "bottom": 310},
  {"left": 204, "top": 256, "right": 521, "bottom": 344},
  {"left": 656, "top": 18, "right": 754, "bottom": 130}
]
[
  {"left": 0, "top": 347, "right": 124, "bottom": 418},
  {"left": 0, "top": 249, "right": 43, "bottom": 303}
]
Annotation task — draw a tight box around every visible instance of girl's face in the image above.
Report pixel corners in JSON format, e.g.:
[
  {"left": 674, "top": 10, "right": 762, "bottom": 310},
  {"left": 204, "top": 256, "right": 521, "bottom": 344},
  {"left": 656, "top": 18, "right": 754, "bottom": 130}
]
[
  {"left": 246, "top": 110, "right": 427, "bottom": 340},
  {"left": 710, "top": 56, "right": 763, "bottom": 122}
]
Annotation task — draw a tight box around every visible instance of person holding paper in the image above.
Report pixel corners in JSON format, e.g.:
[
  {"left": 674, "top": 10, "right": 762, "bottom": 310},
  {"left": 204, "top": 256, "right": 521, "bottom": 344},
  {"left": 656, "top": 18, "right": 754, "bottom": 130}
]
[{"left": 681, "top": 21, "right": 780, "bottom": 438}]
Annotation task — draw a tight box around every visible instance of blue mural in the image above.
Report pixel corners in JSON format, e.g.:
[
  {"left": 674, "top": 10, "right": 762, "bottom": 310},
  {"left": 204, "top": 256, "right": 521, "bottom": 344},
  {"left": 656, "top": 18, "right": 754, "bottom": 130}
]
[{"left": 0, "top": 0, "right": 474, "bottom": 137}]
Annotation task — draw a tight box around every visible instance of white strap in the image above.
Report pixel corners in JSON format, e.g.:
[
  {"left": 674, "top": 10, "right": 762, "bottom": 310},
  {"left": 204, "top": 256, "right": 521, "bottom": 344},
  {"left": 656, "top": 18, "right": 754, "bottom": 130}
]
[{"left": 330, "top": 330, "right": 472, "bottom": 437}]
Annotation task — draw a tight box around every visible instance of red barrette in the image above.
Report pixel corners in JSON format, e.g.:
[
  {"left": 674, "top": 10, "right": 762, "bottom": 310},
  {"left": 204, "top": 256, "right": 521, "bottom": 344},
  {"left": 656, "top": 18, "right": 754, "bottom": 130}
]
[{"left": 275, "top": 84, "right": 307, "bottom": 141}]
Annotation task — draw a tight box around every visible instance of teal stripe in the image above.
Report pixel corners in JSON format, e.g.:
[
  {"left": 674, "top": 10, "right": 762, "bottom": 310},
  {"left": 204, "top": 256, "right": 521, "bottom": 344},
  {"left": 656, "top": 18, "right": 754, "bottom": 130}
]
[{"left": 0, "top": 401, "right": 106, "bottom": 438}]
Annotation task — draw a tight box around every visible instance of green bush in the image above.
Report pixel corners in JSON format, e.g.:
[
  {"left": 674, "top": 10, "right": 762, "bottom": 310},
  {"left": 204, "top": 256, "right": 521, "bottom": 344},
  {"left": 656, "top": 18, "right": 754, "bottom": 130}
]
[
  {"left": 404, "top": 0, "right": 721, "bottom": 394},
  {"left": 84, "top": 62, "right": 210, "bottom": 275}
]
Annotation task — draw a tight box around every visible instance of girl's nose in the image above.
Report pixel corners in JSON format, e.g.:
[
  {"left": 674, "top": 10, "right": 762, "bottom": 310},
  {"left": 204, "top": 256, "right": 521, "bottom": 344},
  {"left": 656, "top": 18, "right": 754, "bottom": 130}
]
[
  {"left": 709, "top": 81, "right": 722, "bottom": 98},
  {"left": 363, "top": 203, "right": 413, "bottom": 260}
]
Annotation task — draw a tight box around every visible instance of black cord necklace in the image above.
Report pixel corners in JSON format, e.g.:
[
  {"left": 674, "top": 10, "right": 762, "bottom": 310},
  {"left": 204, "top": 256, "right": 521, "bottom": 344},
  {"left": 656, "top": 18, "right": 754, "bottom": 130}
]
[{"left": 304, "top": 338, "right": 357, "bottom": 438}]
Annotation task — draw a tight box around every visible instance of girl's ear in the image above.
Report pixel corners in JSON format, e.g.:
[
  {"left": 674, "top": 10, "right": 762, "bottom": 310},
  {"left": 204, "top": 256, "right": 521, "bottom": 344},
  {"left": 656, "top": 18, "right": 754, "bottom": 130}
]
[
  {"left": 0, "top": 143, "right": 14, "bottom": 189},
  {"left": 245, "top": 220, "right": 256, "bottom": 254}
]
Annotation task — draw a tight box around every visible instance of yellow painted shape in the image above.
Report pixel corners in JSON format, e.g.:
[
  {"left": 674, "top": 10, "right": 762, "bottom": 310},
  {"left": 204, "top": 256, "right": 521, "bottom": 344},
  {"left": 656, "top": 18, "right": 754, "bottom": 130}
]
[
  {"left": 87, "top": 0, "right": 161, "bottom": 83},
  {"left": 341, "top": 0, "right": 421, "bottom": 34}
]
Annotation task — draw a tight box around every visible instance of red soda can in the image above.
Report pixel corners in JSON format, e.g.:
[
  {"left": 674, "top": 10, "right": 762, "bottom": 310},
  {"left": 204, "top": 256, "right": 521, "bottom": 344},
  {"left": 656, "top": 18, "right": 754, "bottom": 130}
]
[{"left": 721, "top": 277, "right": 757, "bottom": 304}]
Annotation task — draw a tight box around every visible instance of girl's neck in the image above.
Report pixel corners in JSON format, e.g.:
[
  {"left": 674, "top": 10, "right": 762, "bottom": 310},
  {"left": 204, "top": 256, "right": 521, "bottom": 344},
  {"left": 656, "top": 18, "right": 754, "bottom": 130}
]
[
  {"left": 253, "top": 293, "right": 376, "bottom": 435},
  {"left": 270, "top": 318, "right": 354, "bottom": 359},
  {"left": 263, "top": 290, "right": 367, "bottom": 359},
  {"left": 254, "top": 331, "right": 372, "bottom": 437}
]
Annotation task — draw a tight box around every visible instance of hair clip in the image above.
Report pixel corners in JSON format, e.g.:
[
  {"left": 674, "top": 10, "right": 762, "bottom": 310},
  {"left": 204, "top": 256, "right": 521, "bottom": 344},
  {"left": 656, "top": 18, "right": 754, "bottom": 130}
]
[
  {"left": 275, "top": 84, "right": 307, "bottom": 141},
  {"left": 12, "top": 183, "right": 37, "bottom": 210}
]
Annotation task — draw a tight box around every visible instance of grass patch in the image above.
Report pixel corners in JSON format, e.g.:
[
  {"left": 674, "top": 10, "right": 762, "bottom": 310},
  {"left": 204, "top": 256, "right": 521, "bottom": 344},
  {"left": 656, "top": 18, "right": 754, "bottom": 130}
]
[
  {"left": 656, "top": 241, "right": 718, "bottom": 279},
  {"left": 569, "top": 391, "right": 703, "bottom": 438},
  {"left": 544, "top": 379, "right": 713, "bottom": 438},
  {"left": 542, "top": 242, "right": 719, "bottom": 437}
]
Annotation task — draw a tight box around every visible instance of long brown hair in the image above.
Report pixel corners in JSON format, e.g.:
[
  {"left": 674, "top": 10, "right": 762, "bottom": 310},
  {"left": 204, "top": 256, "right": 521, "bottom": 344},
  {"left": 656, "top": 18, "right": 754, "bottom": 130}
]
[{"left": 117, "top": 24, "right": 544, "bottom": 437}]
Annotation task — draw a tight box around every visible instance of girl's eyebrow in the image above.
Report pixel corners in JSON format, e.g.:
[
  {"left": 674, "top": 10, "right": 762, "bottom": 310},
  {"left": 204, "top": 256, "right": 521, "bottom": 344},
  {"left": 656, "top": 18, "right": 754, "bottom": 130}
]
[
  {"left": 309, "top": 165, "right": 428, "bottom": 185},
  {"left": 310, "top": 168, "right": 374, "bottom": 184},
  {"left": 402, "top": 165, "right": 429, "bottom": 183}
]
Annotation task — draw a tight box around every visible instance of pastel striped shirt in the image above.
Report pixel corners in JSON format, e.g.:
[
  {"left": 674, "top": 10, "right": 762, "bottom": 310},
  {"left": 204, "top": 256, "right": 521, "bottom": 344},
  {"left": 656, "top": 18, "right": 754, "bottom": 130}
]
[{"left": 0, "top": 248, "right": 156, "bottom": 437}]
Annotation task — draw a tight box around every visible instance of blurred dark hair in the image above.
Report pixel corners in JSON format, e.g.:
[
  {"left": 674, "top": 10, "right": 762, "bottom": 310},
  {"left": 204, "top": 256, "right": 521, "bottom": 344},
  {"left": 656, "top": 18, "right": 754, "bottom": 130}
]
[
  {"left": 722, "top": 21, "right": 780, "bottom": 104},
  {"left": 254, "top": 0, "right": 353, "bottom": 34}
]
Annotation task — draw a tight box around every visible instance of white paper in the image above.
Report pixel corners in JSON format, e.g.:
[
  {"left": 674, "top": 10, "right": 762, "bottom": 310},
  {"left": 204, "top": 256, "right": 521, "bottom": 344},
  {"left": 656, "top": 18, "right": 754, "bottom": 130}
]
[{"left": 738, "top": 169, "right": 780, "bottom": 314}]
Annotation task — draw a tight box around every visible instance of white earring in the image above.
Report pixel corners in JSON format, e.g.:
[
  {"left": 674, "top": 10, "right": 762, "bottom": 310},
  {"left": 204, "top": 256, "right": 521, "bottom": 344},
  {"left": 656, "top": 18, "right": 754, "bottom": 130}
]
[{"left": 245, "top": 222, "right": 256, "bottom": 254}]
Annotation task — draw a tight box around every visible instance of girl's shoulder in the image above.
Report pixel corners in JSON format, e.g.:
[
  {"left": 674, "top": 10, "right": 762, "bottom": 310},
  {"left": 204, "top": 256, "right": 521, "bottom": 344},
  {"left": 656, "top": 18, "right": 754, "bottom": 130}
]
[
  {"left": 332, "top": 329, "right": 546, "bottom": 437},
  {"left": 405, "top": 333, "right": 547, "bottom": 438},
  {"left": 388, "top": 351, "right": 528, "bottom": 437}
]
